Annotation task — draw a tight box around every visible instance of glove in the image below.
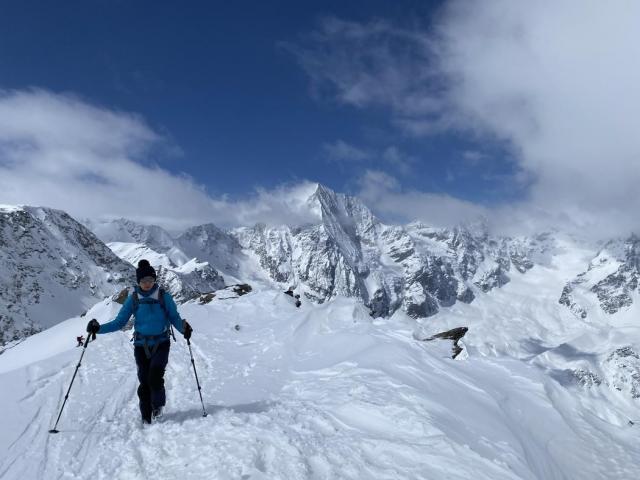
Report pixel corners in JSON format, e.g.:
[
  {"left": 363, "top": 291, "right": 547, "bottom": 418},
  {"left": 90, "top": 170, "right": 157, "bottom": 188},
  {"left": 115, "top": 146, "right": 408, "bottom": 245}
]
[
  {"left": 183, "top": 320, "right": 193, "bottom": 340},
  {"left": 86, "top": 319, "right": 100, "bottom": 335}
]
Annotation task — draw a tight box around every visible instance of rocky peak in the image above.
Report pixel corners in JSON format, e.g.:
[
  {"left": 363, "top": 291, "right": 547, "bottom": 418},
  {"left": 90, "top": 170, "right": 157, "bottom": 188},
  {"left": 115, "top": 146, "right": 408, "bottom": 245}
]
[
  {"left": 311, "top": 184, "right": 379, "bottom": 244},
  {"left": 231, "top": 185, "right": 551, "bottom": 320}
]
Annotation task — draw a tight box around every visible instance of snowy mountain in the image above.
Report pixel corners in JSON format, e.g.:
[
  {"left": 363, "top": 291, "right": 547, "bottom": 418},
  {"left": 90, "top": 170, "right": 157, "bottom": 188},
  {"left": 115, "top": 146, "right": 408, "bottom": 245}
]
[
  {"left": 2, "top": 185, "right": 635, "bottom": 350},
  {"left": 560, "top": 235, "right": 640, "bottom": 317},
  {"left": 0, "top": 206, "right": 133, "bottom": 345},
  {"left": 2, "top": 188, "right": 640, "bottom": 478},
  {"left": 0, "top": 208, "right": 229, "bottom": 348},
  {"left": 79, "top": 184, "right": 635, "bottom": 325},
  {"left": 230, "top": 184, "right": 556, "bottom": 319},
  {"left": 175, "top": 223, "right": 246, "bottom": 280},
  {"left": 108, "top": 242, "right": 225, "bottom": 303},
  {"left": 82, "top": 217, "right": 177, "bottom": 253}
]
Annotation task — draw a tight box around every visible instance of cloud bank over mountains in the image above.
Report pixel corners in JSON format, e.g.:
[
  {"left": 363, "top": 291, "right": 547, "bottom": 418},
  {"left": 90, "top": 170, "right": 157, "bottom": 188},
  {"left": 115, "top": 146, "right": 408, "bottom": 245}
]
[
  {"left": 0, "top": 89, "right": 321, "bottom": 230},
  {"left": 289, "top": 0, "right": 640, "bottom": 236},
  {"left": 2, "top": 1, "right": 640, "bottom": 238}
]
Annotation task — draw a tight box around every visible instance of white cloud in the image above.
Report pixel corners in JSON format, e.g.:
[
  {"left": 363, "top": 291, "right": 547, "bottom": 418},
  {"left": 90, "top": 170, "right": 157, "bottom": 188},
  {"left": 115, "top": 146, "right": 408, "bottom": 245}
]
[
  {"left": 286, "top": 17, "right": 442, "bottom": 121},
  {"left": 462, "top": 150, "right": 486, "bottom": 165},
  {"left": 381, "top": 146, "right": 414, "bottom": 174},
  {"left": 0, "top": 89, "right": 321, "bottom": 230},
  {"left": 288, "top": 3, "right": 640, "bottom": 237},
  {"left": 356, "top": 170, "right": 488, "bottom": 228},
  {"left": 434, "top": 0, "right": 640, "bottom": 234},
  {"left": 323, "top": 139, "right": 371, "bottom": 162},
  {"left": 322, "top": 139, "right": 416, "bottom": 175}
]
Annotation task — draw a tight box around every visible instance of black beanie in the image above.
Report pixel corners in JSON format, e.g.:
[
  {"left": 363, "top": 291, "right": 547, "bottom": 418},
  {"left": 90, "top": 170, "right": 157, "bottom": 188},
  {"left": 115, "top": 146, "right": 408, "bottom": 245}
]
[{"left": 136, "top": 259, "right": 157, "bottom": 282}]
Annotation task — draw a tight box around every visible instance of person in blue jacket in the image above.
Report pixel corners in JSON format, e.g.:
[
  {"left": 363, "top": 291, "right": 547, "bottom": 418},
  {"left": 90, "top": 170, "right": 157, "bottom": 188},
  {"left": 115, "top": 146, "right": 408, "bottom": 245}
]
[{"left": 86, "top": 259, "right": 193, "bottom": 424}]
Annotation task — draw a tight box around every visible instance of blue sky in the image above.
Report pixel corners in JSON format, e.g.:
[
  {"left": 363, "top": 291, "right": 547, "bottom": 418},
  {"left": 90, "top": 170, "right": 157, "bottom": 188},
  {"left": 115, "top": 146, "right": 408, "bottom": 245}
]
[
  {"left": 1, "top": 1, "right": 638, "bottom": 236},
  {"left": 0, "top": 0, "right": 519, "bottom": 204}
]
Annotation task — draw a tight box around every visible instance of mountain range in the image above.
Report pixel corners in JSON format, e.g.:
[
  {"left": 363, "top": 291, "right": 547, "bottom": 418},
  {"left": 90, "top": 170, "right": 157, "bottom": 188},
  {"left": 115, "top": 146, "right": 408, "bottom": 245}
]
[
  {"left": 2, "top": 184, "right": 640, "bottom": 478},
  {"left": 2, "top": 184, "right": 639, "bottom": 347}
]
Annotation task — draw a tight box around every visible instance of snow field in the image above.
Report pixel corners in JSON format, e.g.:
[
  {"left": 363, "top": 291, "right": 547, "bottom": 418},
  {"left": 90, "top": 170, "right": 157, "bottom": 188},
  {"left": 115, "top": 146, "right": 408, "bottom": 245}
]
[{"left": 1, "top": 288, "right": 639, "bottom": 479}]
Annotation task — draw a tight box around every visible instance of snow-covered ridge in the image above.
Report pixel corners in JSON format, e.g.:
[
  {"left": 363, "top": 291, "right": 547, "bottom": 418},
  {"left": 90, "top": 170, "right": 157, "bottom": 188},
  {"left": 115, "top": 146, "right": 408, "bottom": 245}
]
[
  {"left": 1, "top": 290, "right": 639, "bottom": 479},
  {"left": 2, "top": 190, "right": 640, "bottom": 478}
]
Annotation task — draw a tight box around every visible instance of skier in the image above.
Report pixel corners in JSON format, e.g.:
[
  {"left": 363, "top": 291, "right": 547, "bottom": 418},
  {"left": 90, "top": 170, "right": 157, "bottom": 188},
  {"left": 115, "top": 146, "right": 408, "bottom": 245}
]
[
  {"left": 86, "top": 259, "right": 193, "bottom": 424},
  {"left": 76, "top": 335, "right": 84, "bottom": 347}
]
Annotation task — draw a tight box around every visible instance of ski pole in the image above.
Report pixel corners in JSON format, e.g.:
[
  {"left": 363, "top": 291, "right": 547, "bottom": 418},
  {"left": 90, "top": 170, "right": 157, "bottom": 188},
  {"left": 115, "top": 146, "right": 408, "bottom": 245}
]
[
  {"left": 49, "top": 330, "right": 95, "bottom": 434},
  {"left": 186, "top": 336, "right": 208, "bottom": 417}
]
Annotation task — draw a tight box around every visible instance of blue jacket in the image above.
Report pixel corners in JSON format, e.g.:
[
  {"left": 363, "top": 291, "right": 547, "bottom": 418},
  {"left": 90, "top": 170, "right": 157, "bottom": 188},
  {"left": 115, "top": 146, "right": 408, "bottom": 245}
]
[{"left": 99, "top": 284, "right": 184, "bottom": 346}]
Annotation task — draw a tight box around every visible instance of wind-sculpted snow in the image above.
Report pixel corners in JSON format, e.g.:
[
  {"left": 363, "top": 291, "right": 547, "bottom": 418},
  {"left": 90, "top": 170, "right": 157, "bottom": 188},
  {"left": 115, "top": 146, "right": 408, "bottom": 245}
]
[
  {"left": 1, "top": 291, "right": 639, "bottom": 479},
  {"left": 0, "top": 207, "right": 133, "bottom": 345}
]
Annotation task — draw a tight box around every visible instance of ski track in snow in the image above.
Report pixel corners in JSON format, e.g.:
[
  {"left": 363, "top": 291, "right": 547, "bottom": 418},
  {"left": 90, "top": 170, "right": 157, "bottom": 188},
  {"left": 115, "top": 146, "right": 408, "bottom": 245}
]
[{"left": 1, "top": 290, "right": 640, "bottom": 479}]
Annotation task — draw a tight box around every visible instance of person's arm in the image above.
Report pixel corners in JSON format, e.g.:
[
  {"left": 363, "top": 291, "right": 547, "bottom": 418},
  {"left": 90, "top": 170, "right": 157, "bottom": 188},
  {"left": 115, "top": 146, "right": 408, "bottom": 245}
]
[
  {"left": 163, "top": 291, "right": 185, "bottom": 334},
  {"left": 98, "top": 295, "right": 135, "bottom": 334}
]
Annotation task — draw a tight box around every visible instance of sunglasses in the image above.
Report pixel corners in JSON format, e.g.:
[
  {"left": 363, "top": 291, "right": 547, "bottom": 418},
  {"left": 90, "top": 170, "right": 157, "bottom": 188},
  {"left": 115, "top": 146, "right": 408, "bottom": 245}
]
[{"left": 139, "top": 277, "right": 156, "bottom": 285}]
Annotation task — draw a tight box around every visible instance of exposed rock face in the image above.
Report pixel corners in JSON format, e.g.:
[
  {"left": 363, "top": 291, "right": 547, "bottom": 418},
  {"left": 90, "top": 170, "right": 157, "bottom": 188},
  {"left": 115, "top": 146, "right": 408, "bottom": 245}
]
[
  {"left": 566, "top": 347, "right": 640, "bottom": 399},
  {"left": 572, "top": 369, "right": 603, "bottom": 388},
  {"left": 1, "top": 185, "right": 565, "bottom": 347},
  {"left": 602, "top": 346, "right": 640, "bottom": 399},
  {"left": 83, "top": 185, "right": 553, "bottom": 321},
  {"left": 560, "top": 235, "right": 640, "bottom": 317},
  {"left": 558, "top": 282, "right": 588, "bottom": 319},
  {"left": 417, "top": 326, "right": 469, "bottom": 359},
  {"left": 233, "top": 185, "right": 553, "bottom": 319},
  {"left": 0, "top": 206, "right": 133, "bottom": 344}
]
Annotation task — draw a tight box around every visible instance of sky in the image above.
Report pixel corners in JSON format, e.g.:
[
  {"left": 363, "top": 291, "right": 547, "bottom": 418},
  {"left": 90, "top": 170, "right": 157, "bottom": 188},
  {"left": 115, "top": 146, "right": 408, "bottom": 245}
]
[{"left": 1, "top": 0, "right": 639, "bottom": 237}]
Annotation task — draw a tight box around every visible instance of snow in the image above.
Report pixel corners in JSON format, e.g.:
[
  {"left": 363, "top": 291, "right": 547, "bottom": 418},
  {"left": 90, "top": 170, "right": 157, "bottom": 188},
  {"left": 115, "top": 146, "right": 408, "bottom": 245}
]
[
  {"left": 0, "top": 204, "right": 24, "bottom": 213},
  {"left": 3, "top": 197, "right": 640, "bottom": 479},
  {"left": 2, "top": 284, "right": 640, "bottom": 479}
]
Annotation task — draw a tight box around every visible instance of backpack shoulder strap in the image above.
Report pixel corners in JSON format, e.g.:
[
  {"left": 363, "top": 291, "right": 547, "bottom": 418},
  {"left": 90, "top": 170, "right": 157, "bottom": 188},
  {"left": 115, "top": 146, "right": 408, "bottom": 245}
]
[
  {"left": 158, "top": 287, "right": 169, "bottom": 318},
  {"left": 157, "top": 287, "right": 177, "bottom": 342},
  {"left": 130, "top": 287, "right": 139, "bottom": 315}
]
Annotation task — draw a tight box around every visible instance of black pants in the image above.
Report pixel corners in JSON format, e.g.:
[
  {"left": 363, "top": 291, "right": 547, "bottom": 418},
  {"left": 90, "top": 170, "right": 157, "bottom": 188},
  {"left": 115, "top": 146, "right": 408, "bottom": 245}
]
[{"left": 134, "top": 340, "right": 170, "bottom": 422}]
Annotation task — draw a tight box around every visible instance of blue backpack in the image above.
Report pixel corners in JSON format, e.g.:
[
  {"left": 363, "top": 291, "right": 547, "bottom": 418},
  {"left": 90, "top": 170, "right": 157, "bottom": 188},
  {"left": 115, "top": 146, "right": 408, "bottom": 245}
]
[{"left": 130, "top": 286, "right": 176, "bottom": 357}]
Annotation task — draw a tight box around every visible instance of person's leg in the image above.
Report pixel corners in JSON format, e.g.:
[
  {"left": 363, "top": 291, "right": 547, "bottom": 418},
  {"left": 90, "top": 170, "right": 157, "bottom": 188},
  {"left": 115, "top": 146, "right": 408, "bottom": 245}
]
[
  {"left": 148, "top": 341, "right": 170, "bottom": 413},
  {"left": 134, "top": 346, "right": 152, "bottom": 423}
]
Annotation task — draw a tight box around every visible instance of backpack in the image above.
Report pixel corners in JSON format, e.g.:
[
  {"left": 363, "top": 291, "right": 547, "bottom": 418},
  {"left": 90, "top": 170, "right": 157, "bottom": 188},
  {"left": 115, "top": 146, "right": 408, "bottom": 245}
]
[{"left": 130, "top": 286, "right": 176, "bottom": 357}]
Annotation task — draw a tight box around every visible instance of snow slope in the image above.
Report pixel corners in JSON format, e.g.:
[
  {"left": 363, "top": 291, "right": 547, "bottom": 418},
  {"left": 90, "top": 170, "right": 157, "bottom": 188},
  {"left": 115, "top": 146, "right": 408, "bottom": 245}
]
[{"left": 1, "top": 286, "right": 639, "bottom": 480}]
